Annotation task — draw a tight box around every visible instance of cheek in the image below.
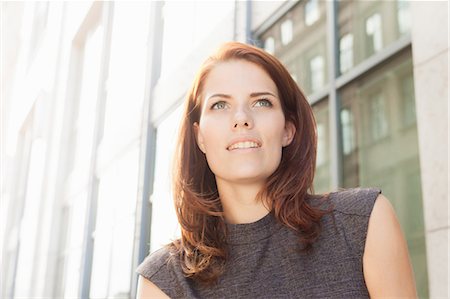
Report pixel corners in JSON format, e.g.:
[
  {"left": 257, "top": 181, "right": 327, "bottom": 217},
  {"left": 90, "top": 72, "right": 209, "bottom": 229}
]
[
  {"left": 261, "top": 116, "right": 287, "bottom": 145},
  {"left": 199, "top": 121, "right": 225, "bottom": 152}
]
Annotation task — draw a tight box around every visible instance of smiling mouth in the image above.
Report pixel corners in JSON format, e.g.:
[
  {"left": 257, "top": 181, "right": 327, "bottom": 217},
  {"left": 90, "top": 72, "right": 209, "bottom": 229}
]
[{"left": 227, "top": 141, "right": 261, "bottom": 151}]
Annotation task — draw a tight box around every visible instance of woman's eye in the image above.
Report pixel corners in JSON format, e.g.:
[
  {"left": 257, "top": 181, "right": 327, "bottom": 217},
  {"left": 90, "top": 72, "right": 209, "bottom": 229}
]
[
  {"left": 254, "top": 99, "right": 273, "bottom": 107},
  {"left": 211, "top": 101, "right": 227, "bottom": 110}
]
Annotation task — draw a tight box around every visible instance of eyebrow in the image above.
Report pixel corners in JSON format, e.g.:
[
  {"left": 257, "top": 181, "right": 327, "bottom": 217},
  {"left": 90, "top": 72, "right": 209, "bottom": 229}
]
[{"left": 207, "top": 91, "right": 278, "bottom": 101}]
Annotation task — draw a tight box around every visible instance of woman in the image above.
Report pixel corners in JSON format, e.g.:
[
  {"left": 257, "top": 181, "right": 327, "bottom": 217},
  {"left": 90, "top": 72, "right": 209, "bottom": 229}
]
[{"left": 136, "top": 42, "right": 417, "bottom": 298}]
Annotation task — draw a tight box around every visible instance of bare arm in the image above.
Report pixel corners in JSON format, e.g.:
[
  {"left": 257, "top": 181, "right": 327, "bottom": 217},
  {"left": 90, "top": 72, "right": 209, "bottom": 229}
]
[
  {"left": 136, "top": 275, "right": 171, "bottom": 299},
  {"left": 363, "top": 194, "right": 418, "bottom": 298}
]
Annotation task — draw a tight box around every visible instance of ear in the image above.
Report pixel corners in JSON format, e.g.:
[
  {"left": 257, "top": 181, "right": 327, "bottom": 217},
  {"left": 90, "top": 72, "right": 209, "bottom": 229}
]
[
  {"left": 282, "top": 121, "right": 296, "bottom": 147},
  {"left": 193, "top": 122, "right": 206, "bottom": 153}
]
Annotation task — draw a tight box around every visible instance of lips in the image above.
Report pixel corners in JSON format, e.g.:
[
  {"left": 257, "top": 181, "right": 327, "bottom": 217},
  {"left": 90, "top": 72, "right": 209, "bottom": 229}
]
[{"left": 226, "top": 138, "right": 262, "bottom": 151}]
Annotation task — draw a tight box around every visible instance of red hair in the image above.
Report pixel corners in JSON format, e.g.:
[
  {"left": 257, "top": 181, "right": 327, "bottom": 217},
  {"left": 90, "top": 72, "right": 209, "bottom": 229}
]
[{"left": 166, "top": 42, "right": 329, "bottom": 288}]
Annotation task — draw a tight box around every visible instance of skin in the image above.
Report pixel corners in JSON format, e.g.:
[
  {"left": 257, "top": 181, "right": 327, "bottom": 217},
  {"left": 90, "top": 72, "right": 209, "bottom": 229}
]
[
  {"left": 363, "top": 193, "right": 418, "bottom": 297},
  {"left": 137, "top": 60, "right": 418, "bottom": 298},
  {"left": 193, "top": 60, "right": 296, "bottom": 224}
]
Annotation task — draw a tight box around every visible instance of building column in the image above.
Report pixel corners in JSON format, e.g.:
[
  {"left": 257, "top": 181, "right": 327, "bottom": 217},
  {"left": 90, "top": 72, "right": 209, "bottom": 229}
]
[{"left": 411, "top": 1, "right": 449, "bottom": 297}]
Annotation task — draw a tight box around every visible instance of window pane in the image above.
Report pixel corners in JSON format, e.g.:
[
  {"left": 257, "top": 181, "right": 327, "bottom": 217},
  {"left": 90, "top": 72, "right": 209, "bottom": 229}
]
[
  {"left": 280, "top": 19, "right": 293, "bottom": 45},
  {"left": 312, "top": 99, "right": 331, "bottom": 193},
  {"left": 58, "top": 22, "right": 103, "bottom": 299},
  {"left": 339, "top": 50, "right": 428, "bottom": 297},
  {"left": 305, "top": 0, "right": 320, "bottom": 26},
  {"left": 340, "top": 108, "right": 355, "bottom": 155},
  {"left": 90, "top": 147, "right": 140, "bottom": 298},
  {"left": 264, "top": 37, "right": 275, "bottom": 55},
  {"left": 310, "top": 55, "right": 325, "bottom": 93},
  {"left": 397, "top": 0, "right": 411, "bottom": 35},
  {"left": 89, "top": 3, "right": 151, "bottom": 297},
  {"left": 260, "top": 1, "right": 327, "bottom": 96},
  {"left": 338, "top": 0, "right": 412, "bottom": 75},
  {"left": 339, "top": 33, "right": 353, "bottom": 74},
  {"left": 151, "top": 105, "right": 183, "bottom": 253},
  {"left": 365, "top": 13, "right": 382, "bottom": 55}
]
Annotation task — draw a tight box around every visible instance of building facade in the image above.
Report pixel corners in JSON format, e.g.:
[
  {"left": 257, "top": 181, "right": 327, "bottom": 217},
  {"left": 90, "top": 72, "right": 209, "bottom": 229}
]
[{"left": 1, "top": 1, "right": 448, "bottom": 298}]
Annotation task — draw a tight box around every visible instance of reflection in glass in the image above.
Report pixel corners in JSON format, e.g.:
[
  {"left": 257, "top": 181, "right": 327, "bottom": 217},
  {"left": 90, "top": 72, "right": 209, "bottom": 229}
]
[
  {"left": 397, "top": 0, "right": 411, "bottom": 35},
  {"left": 369, "top": 92, "right": 388, "bottom": 141},
  {"left": 13, "top": 140, "right": 46, "bottom": 298},
  {"left": 264, "top": 37, "right": 275, "bottom": 55},
  {"left": 59, "top": 23, "right": 103, "bottom": 299},
  {"left": 312, "top": 99, "right": 330, "bottom": 194},
  {"left": 338, "top": 0, "right": 411, "bottom": 74},
  {"left": 280, "top": 19, "right": 293, "bottom": 45},
  {"left": 401, "top": 74, "right": 416, "bottom": 127},
  {"left": 90, "top": 148, "right": 139, "bottom": 298},
  {"left": 340, "top": 108, "right": 355, "bottom": 155},
  {"left": 309, "top": 55, "right": 325, "bottom": 93},
  {"left": 305, "top": 0, "right": 320, "bottom": 26},
  {"left": 151, "top": 105, "right": 183, "bottom": 253},
  {"left": 339, "top": 50, "right": 428, "bottom": 297},
  {"left": 259, "top": 1, "right": 327, "bottom": 96},
  {"left": 88, "top": 3, "right": 151, "bottom": 297},
  {"left": 365, "top": 13, "right": 382, "bottom": 55},
  {"left": 339, "top": 33, "right": 353, "bottom": 74},
  {"left": 317, "top": 123, "right": 326, "bottom": 166}
]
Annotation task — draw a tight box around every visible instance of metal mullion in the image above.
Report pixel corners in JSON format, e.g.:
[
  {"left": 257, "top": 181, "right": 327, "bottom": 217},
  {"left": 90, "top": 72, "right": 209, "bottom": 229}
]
[
  {"left": 130, "top": 1, "right": 164, "bottom": 298},
  {"left": 335, "top": 34, "right": 412, "bottom": 90},
  {"left": 326, "top": 0, "right": 343, "bottom": 190},
  {"left": 79, "top": 2, "right": 114, "bottom": 298},
  {"left": 252, "top": 1, "right": 299, "bottom": 38}
]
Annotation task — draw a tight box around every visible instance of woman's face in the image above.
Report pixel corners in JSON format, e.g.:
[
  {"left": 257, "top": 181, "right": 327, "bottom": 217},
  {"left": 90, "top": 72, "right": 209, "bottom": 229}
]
[{"left": 193, "top": 60, "right": 295, "bottom": 186}]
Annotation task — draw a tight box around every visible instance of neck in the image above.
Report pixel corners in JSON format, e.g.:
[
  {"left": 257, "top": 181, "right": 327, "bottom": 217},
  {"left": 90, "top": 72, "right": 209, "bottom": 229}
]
[{"left": 216, "top": 178, "right": 270, "bottom": 224}]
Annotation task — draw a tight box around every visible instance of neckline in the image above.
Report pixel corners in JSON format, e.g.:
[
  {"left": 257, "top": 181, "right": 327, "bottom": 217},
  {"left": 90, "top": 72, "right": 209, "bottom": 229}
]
[{"left": 225, "top": 211, "right": 282, "bottom": 245}]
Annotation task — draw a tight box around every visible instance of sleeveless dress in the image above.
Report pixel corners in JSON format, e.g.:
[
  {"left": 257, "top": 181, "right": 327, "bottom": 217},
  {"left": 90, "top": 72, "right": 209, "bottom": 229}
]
[{"left": 136, "top": 187, "right": 382, "bottom": 298}]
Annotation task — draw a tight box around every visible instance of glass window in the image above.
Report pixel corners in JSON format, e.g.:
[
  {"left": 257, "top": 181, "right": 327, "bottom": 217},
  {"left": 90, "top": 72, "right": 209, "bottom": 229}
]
[
  {"left": 280, "top": 19, "right": 293, "bottom": 45},
  {"left": 365, "top": 13, "right": 383, "bottom": 55},
  {"left": 340, "top": 108, "right": 356, "bottom": 155},
  {"left": 339, "top": 33, "right": 353, "bottom": 74},
  {"left": 339, "top": 50, "right": 428, "bottom": 297},
  {"left": 305, "top": 0, "right": 320, "bottom": 26},
  {"left": 338, "top": 1, "right": 411, "bottom": 72},
  {"left": 264, "top": 37, "right": 275, "bottom": 55},
  {"left": 13, "top": 139, "right": 46, "bottom": 298},
  {"left": 401, "top": 74, "right": 416, "bottom": 127},
  {"left": 58, "top": 22, "right": 103, "bottom": 299},
  {"left": 151, "top": 105, "right": 183, "bottom": 253},
  {"left": 259, "top": 1, "right": 327, "bottom": 96},
  {"left": 90, "top": 147, "right": 140, "bottom": 298},
  {"left": 312, "top": 99, "right": 331, "bottom": 194},
  {"left": 368, "top": 92, "right": 388, "bottom": 141},
  {"left": 26, "top": 2, "right": 49, "bottom": 68},
  {"left": 317, "top": 123, "right": 326, "bottom": 166},
  {"left": 309, "top": 55, "right": 325, "bottom": 93},
  {"left": 397, "top": 0, "right": 411, "bottom": 35},
  {"left": 89, "top": 3, "right": 152, "bottom": 297}
]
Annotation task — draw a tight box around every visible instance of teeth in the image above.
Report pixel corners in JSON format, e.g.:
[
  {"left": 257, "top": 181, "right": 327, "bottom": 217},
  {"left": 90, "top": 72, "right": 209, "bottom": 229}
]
[{"left": 228, "top": 141, "right": 260, "bottom": 150}]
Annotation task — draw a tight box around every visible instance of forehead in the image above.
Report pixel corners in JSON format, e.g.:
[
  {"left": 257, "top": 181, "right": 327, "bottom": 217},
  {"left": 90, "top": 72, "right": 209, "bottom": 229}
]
[{"left": 202, "top": 60, "right": 278, "bottom": 97}]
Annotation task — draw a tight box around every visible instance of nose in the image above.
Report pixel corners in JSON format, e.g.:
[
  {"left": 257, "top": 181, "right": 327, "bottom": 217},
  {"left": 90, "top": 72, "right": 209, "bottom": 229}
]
[{"left": 232, "top": 106, "right": 253, "bottom": 129}]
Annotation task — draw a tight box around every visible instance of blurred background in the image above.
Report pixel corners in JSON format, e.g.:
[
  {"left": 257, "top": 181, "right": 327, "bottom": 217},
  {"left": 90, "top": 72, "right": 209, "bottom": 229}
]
[{"left": 1, "top": 1, "right": 448, "bottom": 298}]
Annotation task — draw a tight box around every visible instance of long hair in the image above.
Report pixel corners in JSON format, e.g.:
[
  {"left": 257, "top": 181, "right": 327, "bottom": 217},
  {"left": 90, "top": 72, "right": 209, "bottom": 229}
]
[{"left": 166, "top": 42, "right": 329, "bottom": 288}]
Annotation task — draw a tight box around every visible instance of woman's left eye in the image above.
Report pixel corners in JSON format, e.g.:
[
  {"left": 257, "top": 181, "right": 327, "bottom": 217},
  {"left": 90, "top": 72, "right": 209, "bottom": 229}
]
[{"left": 254, "top": 99, "right": 273, "bottom": 107}]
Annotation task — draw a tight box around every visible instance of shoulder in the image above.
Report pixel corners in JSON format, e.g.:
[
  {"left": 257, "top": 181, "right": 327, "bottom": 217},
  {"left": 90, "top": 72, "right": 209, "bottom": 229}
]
[
  {"left": 330, "top": 187, "right": 382, "bottom": 217},
  {"left": 323, "top": 187, "right": 382, "bottom": 259},
  {"left": 136, "top": 246, "right": 173, "bottom": 280},
  {"left": 363, "top": 194, "right": 418, "bottom": 296}
]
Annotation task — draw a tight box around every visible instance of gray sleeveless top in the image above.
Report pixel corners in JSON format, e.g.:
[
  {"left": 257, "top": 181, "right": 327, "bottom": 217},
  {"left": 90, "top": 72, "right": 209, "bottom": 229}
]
[{"left": 136, "top": 187, "right": 381, "bottom": 298}]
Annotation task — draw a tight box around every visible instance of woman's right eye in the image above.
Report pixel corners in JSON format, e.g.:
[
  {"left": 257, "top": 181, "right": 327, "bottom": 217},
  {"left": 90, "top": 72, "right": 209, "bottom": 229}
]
[{"left": 211, "top": 101, "right": 227, "bottom": 110}]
